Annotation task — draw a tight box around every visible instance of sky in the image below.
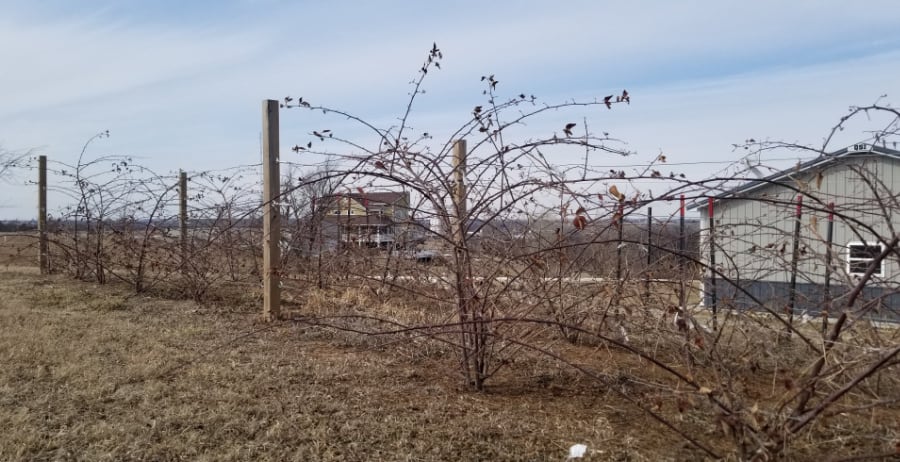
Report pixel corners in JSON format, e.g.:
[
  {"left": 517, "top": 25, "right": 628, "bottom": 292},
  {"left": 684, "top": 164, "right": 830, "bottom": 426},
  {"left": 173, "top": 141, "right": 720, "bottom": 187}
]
[{"left": 2, "top": 0, "right": 900, "bottom": 219}]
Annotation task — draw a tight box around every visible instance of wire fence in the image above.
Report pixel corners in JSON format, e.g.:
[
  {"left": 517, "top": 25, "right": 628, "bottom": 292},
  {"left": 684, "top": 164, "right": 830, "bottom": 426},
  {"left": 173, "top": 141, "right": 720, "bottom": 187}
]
[{"left": 1, "top": 58, "right": 899, "bottom": 458}]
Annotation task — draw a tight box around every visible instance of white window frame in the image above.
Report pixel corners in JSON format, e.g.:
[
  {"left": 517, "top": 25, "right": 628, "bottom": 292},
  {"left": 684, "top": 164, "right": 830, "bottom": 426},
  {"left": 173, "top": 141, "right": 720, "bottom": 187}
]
[{"left": 846, "top": 241, "right": 885, "bottom": 277}]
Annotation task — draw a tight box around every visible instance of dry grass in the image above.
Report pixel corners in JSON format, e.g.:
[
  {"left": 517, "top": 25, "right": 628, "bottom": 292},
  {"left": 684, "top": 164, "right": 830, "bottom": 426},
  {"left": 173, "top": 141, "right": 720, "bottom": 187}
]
[
  {"left": 0, "top": 270, "right": 695, "bottom": 461},
  {"left": 1, "top": 263, "right": 898, "bottom": 461},
  {"left": 0, "top": 233, "right": 40, "bottom": 271}
]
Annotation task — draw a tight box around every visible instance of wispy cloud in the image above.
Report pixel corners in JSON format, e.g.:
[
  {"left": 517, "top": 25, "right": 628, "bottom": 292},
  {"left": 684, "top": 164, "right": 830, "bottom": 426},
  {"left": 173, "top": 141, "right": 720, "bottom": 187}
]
[
  {"left": 1, "top": 0, "right": 900, "bottom": 218},
  {"left": 0, "top": 14, "right": 267, "bottom": 118}
]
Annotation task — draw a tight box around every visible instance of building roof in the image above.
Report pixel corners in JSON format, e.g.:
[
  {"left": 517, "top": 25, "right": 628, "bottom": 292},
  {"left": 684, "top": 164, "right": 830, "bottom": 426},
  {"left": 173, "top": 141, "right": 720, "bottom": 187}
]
[
  {"left": 686, "top": 143, "right": 900, "bottom": 211},
  {"left": 362, "top": 191, "right": 408, "bottom": 205},
  {"left": 323, "top": 215, "right": 396, "bottom": 226},
  {"left": 322, "top": 191, "right": 408, "bottom": 206}
]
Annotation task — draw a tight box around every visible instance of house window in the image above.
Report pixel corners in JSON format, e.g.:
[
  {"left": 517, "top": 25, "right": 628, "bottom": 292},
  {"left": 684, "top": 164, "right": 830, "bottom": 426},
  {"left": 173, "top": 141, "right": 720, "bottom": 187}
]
[{"left": 847, "top": 242, "right": 884, "bottom": 276}]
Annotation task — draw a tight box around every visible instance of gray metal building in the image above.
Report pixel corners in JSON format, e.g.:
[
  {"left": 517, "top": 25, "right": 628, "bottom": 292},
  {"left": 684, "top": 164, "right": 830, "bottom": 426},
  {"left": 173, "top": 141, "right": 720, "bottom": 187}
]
[{"left": 688, "top": 143, "right": 900, "bottom": 321}]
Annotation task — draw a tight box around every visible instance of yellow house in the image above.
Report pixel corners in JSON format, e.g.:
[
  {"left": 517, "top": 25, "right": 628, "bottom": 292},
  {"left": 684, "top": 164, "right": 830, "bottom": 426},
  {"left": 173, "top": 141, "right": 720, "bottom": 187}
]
[
  {"left": 323, "top": 191, "right": 411, "bottom": 248},
  {"left": 327, "top": 191, "right": 409, "bottom": 220}
]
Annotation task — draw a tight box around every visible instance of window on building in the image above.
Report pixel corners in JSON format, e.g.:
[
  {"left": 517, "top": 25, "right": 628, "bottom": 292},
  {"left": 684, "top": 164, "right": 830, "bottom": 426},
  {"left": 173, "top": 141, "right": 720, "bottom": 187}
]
[{"left": 847, "top": 242, "right": 884, "bottom": 276}]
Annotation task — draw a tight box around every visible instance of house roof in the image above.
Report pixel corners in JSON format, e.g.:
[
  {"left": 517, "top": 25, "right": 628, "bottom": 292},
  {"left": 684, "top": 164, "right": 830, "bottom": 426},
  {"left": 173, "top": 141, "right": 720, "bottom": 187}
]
[
  {"left": 323, "top": 215, "right": 395, "bottom": 226},
  {"left": 322, "top": 191, "right": 408, "bottom": 207},
  {"left": 686, "top": 143, "right": 900, "bottom": 211},
  {"left": 362, "top": 191, "right": 407, "bottom": 205}
]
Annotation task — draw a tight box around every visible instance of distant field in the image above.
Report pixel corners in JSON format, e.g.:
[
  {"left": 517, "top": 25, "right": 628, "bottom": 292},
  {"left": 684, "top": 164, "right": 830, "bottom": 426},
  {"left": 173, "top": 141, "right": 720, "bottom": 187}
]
[{"left": 0, "top": 233, "right": 39, "bottom": 270}]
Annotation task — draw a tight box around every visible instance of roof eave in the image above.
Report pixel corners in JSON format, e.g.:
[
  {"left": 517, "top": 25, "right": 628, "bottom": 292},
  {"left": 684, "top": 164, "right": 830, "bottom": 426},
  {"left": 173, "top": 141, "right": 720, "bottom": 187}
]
[{"left": 685, "top": 145, "right": 900, "bottom": 211}]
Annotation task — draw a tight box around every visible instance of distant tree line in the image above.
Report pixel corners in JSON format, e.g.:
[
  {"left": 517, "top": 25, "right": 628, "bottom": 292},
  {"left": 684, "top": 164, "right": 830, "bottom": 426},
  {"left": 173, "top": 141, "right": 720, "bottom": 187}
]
[{"left": 0, "top": 220, "right": 37, "bottom": 232}]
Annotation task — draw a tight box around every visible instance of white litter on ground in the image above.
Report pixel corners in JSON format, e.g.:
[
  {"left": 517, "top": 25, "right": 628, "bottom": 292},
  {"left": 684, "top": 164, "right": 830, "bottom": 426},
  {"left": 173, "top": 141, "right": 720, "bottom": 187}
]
[{"left": 567, "top": 443, "right": 587, "bottom": 459}]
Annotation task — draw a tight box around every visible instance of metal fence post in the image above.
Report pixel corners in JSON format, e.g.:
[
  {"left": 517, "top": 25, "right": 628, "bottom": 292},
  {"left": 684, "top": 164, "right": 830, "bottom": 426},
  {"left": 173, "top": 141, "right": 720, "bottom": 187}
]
[
  {"left": 708, "top": 197, "right": 717, "bottom": 329},
  {"left": 787, "top": 195, "right": 803, "bottom": 332},
  {"left": 823, "top": 202, "right": 834, "bottom": 335},
  {"left": 679, "top": 195, "right": 686, "bottom": 310}
]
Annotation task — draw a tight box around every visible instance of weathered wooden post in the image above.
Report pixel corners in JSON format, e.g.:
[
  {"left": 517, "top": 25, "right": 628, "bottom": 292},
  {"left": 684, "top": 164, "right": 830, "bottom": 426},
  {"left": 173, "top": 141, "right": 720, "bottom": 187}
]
[
  {"left": 262, "top": 100, "right": 281, "bottom": 321},
  {"left": 179, "top": 170, "right": 188, "bottom": 276},
  {"left": 38, "top": 155, "right": 48, "bottom": 274},
  {"left": 452, "top": 140, "right": 468, "bottom": 254},
  {"left": 451, "top": 139, "right": 476, "bottom": 386}
]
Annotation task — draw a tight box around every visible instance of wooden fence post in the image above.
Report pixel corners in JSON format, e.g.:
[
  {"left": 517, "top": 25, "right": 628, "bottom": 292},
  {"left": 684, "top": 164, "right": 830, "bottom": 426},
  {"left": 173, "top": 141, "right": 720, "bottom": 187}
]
[
  {"left": 179, "top": 170, "right": 188, "bottom": 275},
  {"left": 262, "top": 99, "right": 281, "bottom": 321},
  {"left": 451, "top": 139, "right": 474, "bottom": 384},
  {"left": 38, "top": 155, "right": 48, "bottom": 274},
  {"left": 452, "top": 140, "right": 468, "bottom": 250}
]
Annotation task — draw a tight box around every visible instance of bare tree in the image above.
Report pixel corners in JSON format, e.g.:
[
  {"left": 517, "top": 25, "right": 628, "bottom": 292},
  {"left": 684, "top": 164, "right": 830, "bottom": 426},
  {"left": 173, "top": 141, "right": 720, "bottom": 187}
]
[{"left": 280, "top": 161, "right": 343, "bottom": 287}]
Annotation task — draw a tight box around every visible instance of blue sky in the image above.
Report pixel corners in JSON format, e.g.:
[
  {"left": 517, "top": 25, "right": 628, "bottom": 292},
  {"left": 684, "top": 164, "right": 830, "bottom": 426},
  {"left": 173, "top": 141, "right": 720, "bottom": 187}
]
[{"left": 2, "top": 0, "right": 900, "bottom": 218}]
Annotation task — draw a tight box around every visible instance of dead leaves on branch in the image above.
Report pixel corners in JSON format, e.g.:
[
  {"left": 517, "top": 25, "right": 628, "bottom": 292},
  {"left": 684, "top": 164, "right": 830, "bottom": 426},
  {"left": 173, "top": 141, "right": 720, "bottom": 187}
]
[
  {"left": 281, "top": 96, "right": 310, "bottom": 109},
  {"left": 572, "top": 215, "right": 587, "bottom": 230},
  {"left": 564, "top": 186, "right": 628, "bottom": 231},
  {"left": 480, "top": 74, "right": 499, "bottom": 91},
  {"left": 603, "top": 90, "right": 630, "bottom": 109},
  {"left": 611, "top": 206, "right": 624, "bottom": 231},
  {"left": 312, "top": 129, "right": 331, "bottom": 141},
  {"left": 609, "top": 184, "right": 625, "bottom": 202},
  {"left": 291, "top": 130, "right": 332, "bottom": 152},
  {"left": 568, "top": 198, "right": 630, "bottom": 232},
  {"left": 572, "top": 206, "right": 588, "bottom": 230},
  {"left": 422, "top": 42, "right": 443, "bottom": 74}
]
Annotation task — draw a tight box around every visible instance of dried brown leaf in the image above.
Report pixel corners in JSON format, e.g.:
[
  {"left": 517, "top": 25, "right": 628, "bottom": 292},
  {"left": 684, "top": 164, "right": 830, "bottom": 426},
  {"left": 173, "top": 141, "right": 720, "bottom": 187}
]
[{"left": 609, "top": 185, "right": 624, "bottom": 202}]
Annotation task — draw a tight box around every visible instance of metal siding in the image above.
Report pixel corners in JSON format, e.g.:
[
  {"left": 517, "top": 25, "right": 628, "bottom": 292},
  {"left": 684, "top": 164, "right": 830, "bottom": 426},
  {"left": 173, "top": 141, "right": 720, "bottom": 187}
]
[
  {"left": 877, "top": 157, "right": 900, "bottom": 280},
  {"left": 830, "top": 158, "right": 894, "bottom": 283},
  {"left": 704, "top": 278, "right": 900, "bottom": 322},
  {"left": 705, "top": 155, "right": 900, "bottom": 301}
]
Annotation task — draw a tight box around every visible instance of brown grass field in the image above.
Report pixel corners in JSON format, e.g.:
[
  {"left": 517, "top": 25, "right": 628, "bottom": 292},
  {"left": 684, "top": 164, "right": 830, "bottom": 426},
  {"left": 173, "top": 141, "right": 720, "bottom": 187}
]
[
  {"left": 0, "top": 270, "right": 680, "bottom": 461},
  {"left": 1, "top": 232, "right": 899, "bottom": 461}
]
